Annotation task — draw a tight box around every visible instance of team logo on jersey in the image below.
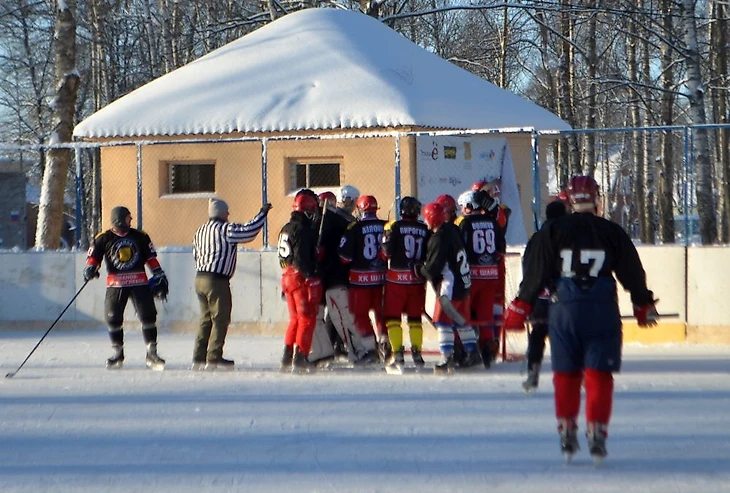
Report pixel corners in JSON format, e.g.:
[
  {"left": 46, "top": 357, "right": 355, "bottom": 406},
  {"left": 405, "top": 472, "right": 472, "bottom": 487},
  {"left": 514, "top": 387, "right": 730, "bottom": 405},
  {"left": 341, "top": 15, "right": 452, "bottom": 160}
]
[{"left": 110, "top": 238, "right": 140, "bottom": 271}]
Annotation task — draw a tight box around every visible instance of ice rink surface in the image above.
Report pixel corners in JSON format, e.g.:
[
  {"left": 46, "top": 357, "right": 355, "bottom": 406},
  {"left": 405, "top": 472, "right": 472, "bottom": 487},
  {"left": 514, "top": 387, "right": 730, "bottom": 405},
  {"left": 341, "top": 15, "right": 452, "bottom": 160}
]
[{"left": 1, "top": 330, "right": 728, "bottom": 493}]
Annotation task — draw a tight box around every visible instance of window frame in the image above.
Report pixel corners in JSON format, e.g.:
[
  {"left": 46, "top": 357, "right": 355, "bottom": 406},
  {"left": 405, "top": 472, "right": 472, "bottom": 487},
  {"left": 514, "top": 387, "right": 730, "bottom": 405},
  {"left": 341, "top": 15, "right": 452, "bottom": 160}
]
[{"left": 165, "top": 161, "right": 216, "bottom": 196}]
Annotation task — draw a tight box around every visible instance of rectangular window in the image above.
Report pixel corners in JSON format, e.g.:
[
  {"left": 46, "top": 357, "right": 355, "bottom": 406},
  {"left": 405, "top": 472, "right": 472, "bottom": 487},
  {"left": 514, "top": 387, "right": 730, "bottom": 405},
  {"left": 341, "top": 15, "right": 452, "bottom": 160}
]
[
  {"left": 169, "top": 163, "right": 215, "bottom": 194},
  {"left": 290, "top": 162, "right": 340, "bottom": 191}
]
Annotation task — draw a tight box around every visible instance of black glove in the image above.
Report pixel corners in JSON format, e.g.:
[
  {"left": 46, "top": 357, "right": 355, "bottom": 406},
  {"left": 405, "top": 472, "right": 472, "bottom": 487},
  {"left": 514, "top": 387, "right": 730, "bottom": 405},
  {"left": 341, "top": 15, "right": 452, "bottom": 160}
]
[
  {"left": 260, "top": 203, "right": 273, "bottom": 215},
  {"left": 149, "top": 268, "right": 169, "bottom": 301},
  {"left": 83, "top": 265, "right": 100, "bottom": 282}
]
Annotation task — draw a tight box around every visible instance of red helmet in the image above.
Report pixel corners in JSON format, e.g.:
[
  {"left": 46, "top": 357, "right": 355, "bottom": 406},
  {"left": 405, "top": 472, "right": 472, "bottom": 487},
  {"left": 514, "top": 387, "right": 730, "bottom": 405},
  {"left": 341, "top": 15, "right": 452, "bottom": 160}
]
[
  {"left": 292, "top": 193, "right": 319, "bottom": 218},
  {"left": 422, "top": 202, "right": 446, "bottom": 230},
  {"left": 471, "top": 180, "right": 488, "bottom": 192},
  {"left": 318, "top": 191, "right": 336, "bottom": 206},
  {"left": 356, "top": 195, "right": 379, "bottom": 214},
  {"left": 434, "top": 194, "right": 456, "bottom": 220},
  {"left": 566, "top": 176, "right": 599, "bottom": 209},
  {"left": 557, "top": 190, "right": 569, "bottom": 203}
]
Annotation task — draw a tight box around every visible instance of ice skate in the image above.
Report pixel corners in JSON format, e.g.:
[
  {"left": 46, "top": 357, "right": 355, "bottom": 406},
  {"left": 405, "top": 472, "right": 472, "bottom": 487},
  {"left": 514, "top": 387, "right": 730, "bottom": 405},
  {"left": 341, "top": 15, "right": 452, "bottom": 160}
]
[
  {"left": 459, "top": 348, "right": 483, "bottom": 371},
  {"left": 291, "top": 348, "right": 316, "bottom": 374},
  {"left": 191, "top": 360, "right": 206, "bottom": 371},
  {"left": 105, "top": 345, "right": 124, "bottom": 370},
  {"left": 433, "top": 353, "right": 457, "bottom": 374},
  {"left": 353, "top": 350, "right": 380, "bottom": 367},
  {"left": 205, "top": 357, "right": 234, "bottom": 371},
  {"left": 385, "top": 349, "right": 405, "bottom": 375},
  {"left": 279, "top": 346, "right": 294, "bottom": 373},
  {"left": 522, "top": 363, "right": 540, "bottom": 394},
  {"left": 586, "top": 422, "right": 608, "bottom": 466},
  {"left": 558, "top": 419, "right": 579, "bottom": 463},
  {"left": 411, "top": 347, "right": 425, "bottom": 368},
  {"left": 378, "top": 338, "right": 392, "bottom": 363},
  {"left": 145, "top": 343, "right": 165, "bottom": 371}
]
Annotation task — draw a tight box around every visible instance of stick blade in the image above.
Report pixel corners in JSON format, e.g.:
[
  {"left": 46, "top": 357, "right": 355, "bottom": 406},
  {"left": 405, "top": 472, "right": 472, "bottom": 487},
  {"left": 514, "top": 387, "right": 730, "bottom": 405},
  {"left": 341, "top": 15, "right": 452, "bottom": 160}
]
[{"left": 5, "top": 372, "right": 16, "bottom": 379}]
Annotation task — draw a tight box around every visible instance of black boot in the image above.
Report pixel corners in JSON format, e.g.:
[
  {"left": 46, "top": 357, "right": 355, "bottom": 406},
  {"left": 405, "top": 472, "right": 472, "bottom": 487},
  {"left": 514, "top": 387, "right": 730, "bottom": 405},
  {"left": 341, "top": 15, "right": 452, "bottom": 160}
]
[
  {"left": 145, "top": 343, "right": 166, "bottom": 371},
  {"left": 280, "top": 345, "right": 294, "bottom": 372},
  {"left": 291, "top": 347, "right": 315, "bottom": 374},
  {"left": 106, "top": 345, "right": 125, "bottom": 370}
]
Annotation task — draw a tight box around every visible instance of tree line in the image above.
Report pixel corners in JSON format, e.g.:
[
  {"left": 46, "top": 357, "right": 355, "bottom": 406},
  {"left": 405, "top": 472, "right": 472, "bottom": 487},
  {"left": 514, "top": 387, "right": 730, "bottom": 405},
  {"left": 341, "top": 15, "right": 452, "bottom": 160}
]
[{"left": 0, "top": 0, "right": 727, "bottom": 247}]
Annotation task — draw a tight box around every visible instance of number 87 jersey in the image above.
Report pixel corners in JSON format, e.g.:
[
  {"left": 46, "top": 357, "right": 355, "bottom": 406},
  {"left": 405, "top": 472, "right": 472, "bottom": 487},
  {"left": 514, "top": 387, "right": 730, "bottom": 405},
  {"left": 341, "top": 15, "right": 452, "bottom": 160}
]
[{"left": 338, "top": 217, "right": 387, "bottom": 286}]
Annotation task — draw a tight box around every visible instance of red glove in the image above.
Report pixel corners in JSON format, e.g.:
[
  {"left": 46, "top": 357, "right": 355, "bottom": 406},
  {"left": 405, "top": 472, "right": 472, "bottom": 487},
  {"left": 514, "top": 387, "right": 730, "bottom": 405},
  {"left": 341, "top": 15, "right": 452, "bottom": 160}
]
[
  {"left": 503, "top": 298, "right": 532, "bottom": 331},
  {"left": 634, "top": 301, "right": 658, "bottom": 327},
  {"left": 305, "top": 277, "right": 323, "bottom": 305}
]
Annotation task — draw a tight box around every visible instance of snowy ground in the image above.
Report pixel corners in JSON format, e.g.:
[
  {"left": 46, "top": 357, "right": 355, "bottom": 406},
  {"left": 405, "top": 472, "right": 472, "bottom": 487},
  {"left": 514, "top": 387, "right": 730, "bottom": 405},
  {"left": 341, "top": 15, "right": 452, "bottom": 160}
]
[{"left": 1, "top": 330, "right": 729, "bottom": 493}]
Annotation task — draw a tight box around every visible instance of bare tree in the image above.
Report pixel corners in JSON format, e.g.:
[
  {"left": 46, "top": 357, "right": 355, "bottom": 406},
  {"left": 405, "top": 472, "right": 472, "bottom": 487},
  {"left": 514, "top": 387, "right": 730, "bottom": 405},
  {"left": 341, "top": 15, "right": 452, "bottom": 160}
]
[{"left": 36, "top": 0, "right": 79, "bottom": 250}]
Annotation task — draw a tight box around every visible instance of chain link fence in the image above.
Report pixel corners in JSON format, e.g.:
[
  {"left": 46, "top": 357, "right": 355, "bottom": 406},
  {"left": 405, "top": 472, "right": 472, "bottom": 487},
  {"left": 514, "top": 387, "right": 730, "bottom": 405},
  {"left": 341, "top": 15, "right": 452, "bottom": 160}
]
[{"left": 1, "top": 124, "right": 729, "bottom": 251}]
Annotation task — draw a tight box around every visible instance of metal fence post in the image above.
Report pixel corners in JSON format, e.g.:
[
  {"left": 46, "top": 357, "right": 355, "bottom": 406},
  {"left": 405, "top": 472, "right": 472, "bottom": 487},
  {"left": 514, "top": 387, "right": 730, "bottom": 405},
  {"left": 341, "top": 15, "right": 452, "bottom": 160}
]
[
  {"left": 74, "top": 144, "right": 83, "bottom": 248},
  {"left": 531, "top": 129, "right": 541, "bottom": 231},
  {"left": 136, "top": 143, "right": 143, "bottom": 230},
  {"left": 261, "top": 137, "right": 269, "bottom": 249},
  {"left": 394, "top": 133, "right": 401, "bottom": 220}
]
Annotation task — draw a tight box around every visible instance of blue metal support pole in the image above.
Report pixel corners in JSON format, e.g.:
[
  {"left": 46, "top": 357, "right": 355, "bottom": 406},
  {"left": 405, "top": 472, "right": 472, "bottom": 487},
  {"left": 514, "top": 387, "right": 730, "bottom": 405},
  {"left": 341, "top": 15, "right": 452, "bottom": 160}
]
[
  {"left": 394, "top": 134, "right": 401, "bottom": 220},
  {"left": 74, "top": 145, "right": 83, "bottom": 248},
  {"left": 261, "top": 138, "right": 269, "bottom": 249}
]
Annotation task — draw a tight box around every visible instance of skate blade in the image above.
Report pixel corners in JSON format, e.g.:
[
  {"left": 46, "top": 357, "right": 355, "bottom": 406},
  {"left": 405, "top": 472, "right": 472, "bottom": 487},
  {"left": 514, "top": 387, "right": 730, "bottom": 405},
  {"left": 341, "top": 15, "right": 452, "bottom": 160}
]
[
  {"left": 522, "top": 383, "right": 538, "bottom": 395},
  {"left": 204, "top": 364, "right": 234, "bottom": 372},
  {"left": 385, "top": 365, "right": 404, "bottom": 375},
  {"left": 591, "top": 454, "right": 606, "bottom": 467},
  {"left": 106, "top": 362, "right": 124, "bottom": 370},
  {"left": 146, "top": 362, "right": 165, "bottom": 371},
  {"left": 563, "top": 451, "right": 576, "bottom": 464}
]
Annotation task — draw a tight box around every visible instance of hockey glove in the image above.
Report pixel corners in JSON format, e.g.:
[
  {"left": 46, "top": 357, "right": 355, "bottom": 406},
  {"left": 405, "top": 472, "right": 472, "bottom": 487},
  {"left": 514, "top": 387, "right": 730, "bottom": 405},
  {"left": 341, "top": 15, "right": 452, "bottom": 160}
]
[
  {"left": 304, "top": 277, "right": 323, "bottom": 305},
  {"left": 149, "top": 268, "right": 169, "bottom": 301},
  {"left": 634, "top": 300, "right": 659, "bottom": 327},
  {"left": 504, "top": 298, "right": 532, "bottom": 331},
  {"left": 83, "top": 265, "right": 100, "bottom": 282}
]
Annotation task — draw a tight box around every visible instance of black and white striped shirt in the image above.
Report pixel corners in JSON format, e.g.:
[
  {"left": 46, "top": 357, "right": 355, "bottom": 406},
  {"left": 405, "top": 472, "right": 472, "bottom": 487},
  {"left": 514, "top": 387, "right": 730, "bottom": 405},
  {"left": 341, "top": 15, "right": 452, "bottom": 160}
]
[{"left": 193, "top": 211, "right": 267, "bottom": 278}]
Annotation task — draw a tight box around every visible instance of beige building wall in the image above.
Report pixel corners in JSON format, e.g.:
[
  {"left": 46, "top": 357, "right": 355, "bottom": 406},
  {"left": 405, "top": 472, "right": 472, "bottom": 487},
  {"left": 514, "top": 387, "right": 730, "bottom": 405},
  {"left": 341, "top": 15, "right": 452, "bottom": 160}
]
[{"left": 98, "top": 133, "right": 540, "bottom": 247}]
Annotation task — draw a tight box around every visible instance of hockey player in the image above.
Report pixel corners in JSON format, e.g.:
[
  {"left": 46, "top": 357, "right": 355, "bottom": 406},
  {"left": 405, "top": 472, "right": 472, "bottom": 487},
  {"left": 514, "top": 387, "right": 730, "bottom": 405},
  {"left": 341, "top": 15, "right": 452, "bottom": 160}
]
[
  {"left": 308, "top": 188, "right": 370, "bottom": 365},
  {"left": 338, "top": 194, "right": 387, "bottom": 362},
  {"left": 278, "top": 193, "right": 323, "bottom": 373},
  {"left": 455, "top": 189, "right": 507, "bottom": 368},
  {"left": 83, "top": 206, "right": 168, "bottom": 370},
  {"left": 503, "top": 175, "right": 658, "bottom": 465},
  {"left": 435, "top": 194, "right": 458, "bottom": 223},
  {"left": 381, "top": 196, "right": 430, "bottom": 371},
  {"left": 522, "top": 199, "right": 568, "bottom": 393},
  {"left": 417, "top": 202, "right": 481, "bottom": 373}
]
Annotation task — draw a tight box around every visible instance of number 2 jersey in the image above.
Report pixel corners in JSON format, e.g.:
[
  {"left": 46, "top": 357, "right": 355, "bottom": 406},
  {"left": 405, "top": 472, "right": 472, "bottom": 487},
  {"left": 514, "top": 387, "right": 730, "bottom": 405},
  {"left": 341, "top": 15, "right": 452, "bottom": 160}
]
[
  {"left": 419, "top": 222, "right": 471, "bottom": 301},
  {"left": 517, "top": 212, "right": 654, "bottom": 306},
  {"left": 381, "top": 218, "right": 430, "bottom": 284},
  {"left": 455, "top": 212, "right": 506, "bottom": 280},
  {"left": 338, "top": 217, "right": 386, "bottom": 286}
]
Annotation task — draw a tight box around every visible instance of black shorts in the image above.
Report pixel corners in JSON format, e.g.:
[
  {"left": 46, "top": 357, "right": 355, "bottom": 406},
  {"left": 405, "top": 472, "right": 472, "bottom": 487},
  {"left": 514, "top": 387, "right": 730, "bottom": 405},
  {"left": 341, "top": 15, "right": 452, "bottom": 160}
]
[{"left": 104, "top": 285, "right": 157, "bottom": 327}]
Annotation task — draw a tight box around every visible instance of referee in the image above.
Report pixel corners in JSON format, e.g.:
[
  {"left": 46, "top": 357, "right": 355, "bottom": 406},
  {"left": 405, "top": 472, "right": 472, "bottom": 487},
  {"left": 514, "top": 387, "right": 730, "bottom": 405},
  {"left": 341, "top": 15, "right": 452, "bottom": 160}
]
[{"left": 192, "top": 198, "right": 272, "bottom": 370}]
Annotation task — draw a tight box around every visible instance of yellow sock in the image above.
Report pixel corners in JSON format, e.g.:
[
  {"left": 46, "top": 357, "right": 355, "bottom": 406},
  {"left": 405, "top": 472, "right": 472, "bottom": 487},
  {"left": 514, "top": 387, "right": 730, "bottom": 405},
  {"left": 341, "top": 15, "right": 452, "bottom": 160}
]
[
  {"left": 386, "top": 320, "right": 403, "bottom": 352},
  {"left": 408, "top": 319, "right": 423, "bottom": 350}
]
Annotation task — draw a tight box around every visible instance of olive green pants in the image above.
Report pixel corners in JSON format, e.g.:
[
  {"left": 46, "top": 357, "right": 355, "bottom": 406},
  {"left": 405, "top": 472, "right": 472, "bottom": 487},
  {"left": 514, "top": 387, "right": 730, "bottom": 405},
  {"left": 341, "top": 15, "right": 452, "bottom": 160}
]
[{"left": 194, "top": 274, "right": 232, "bottom": 362}]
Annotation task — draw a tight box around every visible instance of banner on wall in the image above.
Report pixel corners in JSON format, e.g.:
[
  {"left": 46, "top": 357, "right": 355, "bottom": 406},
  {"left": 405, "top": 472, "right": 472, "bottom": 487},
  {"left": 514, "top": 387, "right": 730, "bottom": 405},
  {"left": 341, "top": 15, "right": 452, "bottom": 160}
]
[{"left": 415, "top": 136, "right": 528, "bottom": 245}]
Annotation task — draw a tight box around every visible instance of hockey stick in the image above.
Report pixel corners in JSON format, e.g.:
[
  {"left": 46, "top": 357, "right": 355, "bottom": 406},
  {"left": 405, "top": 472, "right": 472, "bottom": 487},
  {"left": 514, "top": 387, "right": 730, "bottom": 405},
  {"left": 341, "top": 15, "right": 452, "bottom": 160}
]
[{"left": 5, "top": 279, "right": 90, "bottom": 379}]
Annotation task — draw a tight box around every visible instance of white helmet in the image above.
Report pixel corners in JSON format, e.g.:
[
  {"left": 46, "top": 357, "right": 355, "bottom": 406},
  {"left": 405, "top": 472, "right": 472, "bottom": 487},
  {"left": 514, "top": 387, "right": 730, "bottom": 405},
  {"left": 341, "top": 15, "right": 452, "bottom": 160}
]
[
  {"left": 457, "top": 190, "right": 479, "bottom": 212},
  {"left": 337, "top": 185, "right": 360, "bottom": 203}
]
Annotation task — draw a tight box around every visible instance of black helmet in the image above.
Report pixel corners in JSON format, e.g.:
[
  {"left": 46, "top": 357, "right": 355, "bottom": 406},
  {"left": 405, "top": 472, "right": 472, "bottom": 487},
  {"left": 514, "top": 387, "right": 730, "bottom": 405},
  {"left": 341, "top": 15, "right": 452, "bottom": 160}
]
[
  {"left": 110, "top": 206, "right": 131, "bottom": 232},
  {"left": 399, "top": 196, "right": 422, "bottom": 218}
]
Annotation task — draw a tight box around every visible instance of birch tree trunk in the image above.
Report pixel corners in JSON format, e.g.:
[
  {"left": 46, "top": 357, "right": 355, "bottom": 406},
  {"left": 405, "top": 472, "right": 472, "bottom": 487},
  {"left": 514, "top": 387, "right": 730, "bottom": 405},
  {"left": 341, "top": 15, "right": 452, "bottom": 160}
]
[
  {"left": 658, "top": 0, "right": 675, "bottom": 243},
  {"left": 681, "top": 0, "right": 716, "bottom": 244},
  {"left": 584, "top": 0, "right": 597, "bottom": 176},
  {"left": 35, "top": 0, "right": 79, "bottom": 250}
]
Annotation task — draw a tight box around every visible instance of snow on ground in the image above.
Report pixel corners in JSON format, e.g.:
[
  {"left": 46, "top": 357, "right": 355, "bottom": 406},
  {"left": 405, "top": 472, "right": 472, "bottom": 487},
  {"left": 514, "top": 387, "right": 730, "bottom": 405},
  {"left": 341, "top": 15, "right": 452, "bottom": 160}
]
[{"left": 1, "top": 330, "right": 729, "bottom": 493}]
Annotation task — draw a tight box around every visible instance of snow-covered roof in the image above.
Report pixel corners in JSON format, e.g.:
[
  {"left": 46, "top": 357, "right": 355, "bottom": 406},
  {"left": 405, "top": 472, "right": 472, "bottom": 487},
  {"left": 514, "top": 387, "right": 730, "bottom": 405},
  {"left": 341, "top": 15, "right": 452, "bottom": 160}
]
[{"left": 74, "top": 8, "right": 570, "bottom": 139}]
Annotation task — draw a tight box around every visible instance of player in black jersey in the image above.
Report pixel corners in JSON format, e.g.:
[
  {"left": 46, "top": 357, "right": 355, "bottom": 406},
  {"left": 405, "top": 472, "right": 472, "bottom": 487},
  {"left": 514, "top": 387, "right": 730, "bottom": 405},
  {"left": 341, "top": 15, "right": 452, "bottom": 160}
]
[
  {"left": 456, "top": 190, "right": 507, "bottom": 368},
  {"left": 418, "top": 202, "right": 481, "bottom": 373},
  {"left": 83, "top": 206, "right": 168, "bottom": 370},
  {"left": 504, "top": 176, "right": 658, "bottom": 464},
  {"left": 522, "top": 199, "right": 568, "bottom": 393},
  {"left": 339, "top": 195, "right": 387, "bottom": 361},
  {"left": 381, "top": 196, "right": 430, "bottom": 370},
  {"left": 278, "top": 193, "right": 323, "bottom": 373}
]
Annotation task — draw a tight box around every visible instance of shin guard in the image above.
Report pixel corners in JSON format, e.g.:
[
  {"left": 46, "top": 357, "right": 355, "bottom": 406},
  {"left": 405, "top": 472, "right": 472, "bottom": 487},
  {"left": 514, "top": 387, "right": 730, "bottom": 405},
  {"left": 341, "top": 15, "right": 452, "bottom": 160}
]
[
  {"left": 584, "top": 368, "right": 614, "bottom": 425},
  {"left": 553, "top": 371, "right": 583, "bottom": 422}
]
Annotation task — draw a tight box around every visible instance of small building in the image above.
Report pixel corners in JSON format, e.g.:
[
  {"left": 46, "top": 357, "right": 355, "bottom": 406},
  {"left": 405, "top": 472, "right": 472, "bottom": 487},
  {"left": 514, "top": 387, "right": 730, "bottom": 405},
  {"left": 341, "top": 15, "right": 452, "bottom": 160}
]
[{"left": 74, "top": 8, "right": 570, "bottom": 247}]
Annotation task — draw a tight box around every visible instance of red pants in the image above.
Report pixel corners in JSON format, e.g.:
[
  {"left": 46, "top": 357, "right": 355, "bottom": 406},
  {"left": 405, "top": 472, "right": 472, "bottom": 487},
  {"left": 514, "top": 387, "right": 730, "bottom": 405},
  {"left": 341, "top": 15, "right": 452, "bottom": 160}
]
[
  {"left": 383, "top": 282, "right": 426, "bottom": 319},
  {"left": 348, "top": 285, "right": 384, "bottom": 338},
  {"left": 433, "top": 296, "right": 470, "bottom": 325},
  {"left": 469, "top": 278, "right": 501, "bottom": 345},
  {"left": 281, "top": 268, "right": 320, "bottom": 354}
]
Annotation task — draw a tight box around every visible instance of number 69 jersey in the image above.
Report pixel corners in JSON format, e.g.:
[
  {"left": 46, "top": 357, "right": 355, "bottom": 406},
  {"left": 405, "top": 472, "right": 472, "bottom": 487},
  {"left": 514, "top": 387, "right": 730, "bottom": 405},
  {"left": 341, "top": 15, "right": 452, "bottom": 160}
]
[
  {"left": 518, "top": 212, "right": 654, "bottom": 306},
  {"left": 455, "top": 213, "right": 506, "bottom": 280},
  {"left": 338, "top": 217, "right": 386, "bottom": 286}
]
